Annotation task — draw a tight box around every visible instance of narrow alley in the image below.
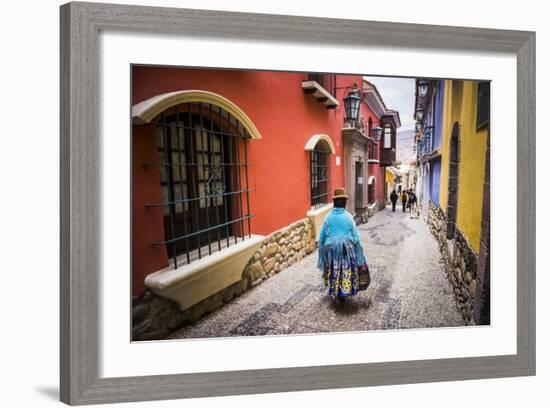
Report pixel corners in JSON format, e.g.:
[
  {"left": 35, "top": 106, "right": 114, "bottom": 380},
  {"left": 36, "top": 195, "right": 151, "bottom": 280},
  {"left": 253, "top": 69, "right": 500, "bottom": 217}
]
[{"left": 168, "top": 208, "right": 464, "bottom": 340}]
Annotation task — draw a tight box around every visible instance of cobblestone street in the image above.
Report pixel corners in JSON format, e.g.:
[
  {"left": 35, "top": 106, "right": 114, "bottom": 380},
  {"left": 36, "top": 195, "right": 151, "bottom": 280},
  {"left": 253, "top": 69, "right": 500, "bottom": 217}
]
[{"left": 169, "top": 207, "right": 465, "bottom": 340}]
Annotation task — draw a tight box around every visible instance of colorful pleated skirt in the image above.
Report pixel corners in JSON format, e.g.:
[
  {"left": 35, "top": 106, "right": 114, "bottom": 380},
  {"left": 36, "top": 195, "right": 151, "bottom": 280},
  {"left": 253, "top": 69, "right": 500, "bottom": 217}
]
[{"left": 320, "top": 241, "right": 360, "bottom": 297}]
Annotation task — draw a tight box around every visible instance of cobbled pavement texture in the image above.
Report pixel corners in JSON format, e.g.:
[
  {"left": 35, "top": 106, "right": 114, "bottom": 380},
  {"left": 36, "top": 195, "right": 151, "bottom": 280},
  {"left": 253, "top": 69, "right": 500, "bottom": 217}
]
[{"left": 168, "top": 208, "right": 465, "bottom": 340}]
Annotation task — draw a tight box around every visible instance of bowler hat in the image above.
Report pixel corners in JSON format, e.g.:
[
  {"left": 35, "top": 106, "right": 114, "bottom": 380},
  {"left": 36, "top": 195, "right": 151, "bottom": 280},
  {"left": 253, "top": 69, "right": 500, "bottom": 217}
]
[{"left": 333, "top": 187, "right": 349, "bottom": 200}]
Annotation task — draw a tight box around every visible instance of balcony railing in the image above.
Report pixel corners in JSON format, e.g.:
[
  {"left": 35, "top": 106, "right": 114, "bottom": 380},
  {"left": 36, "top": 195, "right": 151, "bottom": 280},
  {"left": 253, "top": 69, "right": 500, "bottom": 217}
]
[
  {"left": 419, "top": 126, "right": 434, "bottom": 158},
  {"left": 302, "top": 74, "right": 339, "bottom": 109}
]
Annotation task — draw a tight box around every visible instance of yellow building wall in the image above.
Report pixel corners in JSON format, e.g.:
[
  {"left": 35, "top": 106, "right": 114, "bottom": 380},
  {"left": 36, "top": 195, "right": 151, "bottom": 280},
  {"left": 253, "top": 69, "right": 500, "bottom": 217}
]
[
  {"left": 438, "top": 80, "right": 488, "bottom": 254},
  {"left": 386, "top": 169, "right": 395, "bottom": 191}
]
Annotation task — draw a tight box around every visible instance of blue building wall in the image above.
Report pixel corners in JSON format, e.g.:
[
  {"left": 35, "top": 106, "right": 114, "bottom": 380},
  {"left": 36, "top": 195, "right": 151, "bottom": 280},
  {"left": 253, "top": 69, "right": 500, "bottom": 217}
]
[
  {"left": 429, "top": 158, "right": 441, "bottom": 205},
  {"left": 433, "top": 80, "right": 444, "bottom": 150}
]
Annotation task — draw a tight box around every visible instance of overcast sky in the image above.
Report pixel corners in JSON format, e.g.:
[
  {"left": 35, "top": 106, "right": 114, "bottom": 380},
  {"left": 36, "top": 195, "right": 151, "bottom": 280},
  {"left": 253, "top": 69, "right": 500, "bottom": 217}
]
[{"left": 363, "top": 76, "right": 416, "bottom": 133}]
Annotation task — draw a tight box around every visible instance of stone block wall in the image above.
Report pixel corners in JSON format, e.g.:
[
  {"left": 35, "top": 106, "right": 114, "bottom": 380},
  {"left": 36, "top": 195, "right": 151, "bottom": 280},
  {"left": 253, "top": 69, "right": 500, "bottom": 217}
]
[
  {"left": 132, "top": 218, "right": 317, "bottom": 341},
  {"left": 427, "top": 200, "right": 478, "bottom": 324}
]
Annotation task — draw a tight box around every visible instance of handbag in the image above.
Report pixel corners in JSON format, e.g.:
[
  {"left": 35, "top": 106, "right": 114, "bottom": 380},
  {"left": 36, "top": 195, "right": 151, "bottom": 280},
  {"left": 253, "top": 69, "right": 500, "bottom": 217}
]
[
  {"left": 358, "top": 262, "right": 371, "bottom": 291},
  {"left": 344, "top": 215, "right": 371, "bottom": 291}
]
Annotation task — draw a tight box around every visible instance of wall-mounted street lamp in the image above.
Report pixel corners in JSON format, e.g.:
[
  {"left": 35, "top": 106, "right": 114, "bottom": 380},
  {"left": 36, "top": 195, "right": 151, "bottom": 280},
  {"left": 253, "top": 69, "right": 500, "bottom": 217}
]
[
  {"left": 373, "top": 126, "right": 383, "bottom": 142},
  {"left": 343, "top": 83, "right": 361, "bottom": 126},
  {"left": 418, "top": 80, "right": 430, "bottom": 97},
  {"left": 415, "top": 120, "right": 422, "bottom": 132},
  {"left": 415, "top": 108, "right": 424, "bottom": 121}
]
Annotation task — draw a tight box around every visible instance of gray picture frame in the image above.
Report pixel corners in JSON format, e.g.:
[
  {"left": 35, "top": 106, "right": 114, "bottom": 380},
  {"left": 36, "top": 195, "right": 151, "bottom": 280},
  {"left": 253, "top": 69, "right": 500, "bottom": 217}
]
[{"left": 60, "top": 1, "right": 536, "bottom": 405}]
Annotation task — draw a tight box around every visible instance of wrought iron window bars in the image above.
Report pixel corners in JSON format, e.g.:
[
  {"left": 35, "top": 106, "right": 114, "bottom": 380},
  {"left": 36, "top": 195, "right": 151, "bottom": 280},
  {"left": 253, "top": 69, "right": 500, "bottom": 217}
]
[
  {"left": 310, "top": 140, "right": 331, "bottom": 209},
  {"left": 145, "top": 102, "right": 254, "bottom": 270}
]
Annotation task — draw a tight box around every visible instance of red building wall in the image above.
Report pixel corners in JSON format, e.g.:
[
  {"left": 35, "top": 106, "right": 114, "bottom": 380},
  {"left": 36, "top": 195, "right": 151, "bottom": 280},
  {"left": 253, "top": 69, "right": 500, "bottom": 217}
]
[
  {"left": 132, "top": 67, "right": 367, "bottom": 295},
  {"left": 132, "top": 123, "right": 169, "bottom": 295}
]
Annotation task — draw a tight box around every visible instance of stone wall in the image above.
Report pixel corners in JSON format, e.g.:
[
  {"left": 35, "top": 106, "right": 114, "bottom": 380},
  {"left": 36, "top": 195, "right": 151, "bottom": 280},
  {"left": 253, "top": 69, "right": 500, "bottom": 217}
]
[
  {"left": 427, "top": 200, "right": 478, "bottom": 324},
  {"left": 132, "top": 218, "right": 317, "bottom": 341},
  {"left": 473, "top": 137, "right": 491, "bottom": 325}
]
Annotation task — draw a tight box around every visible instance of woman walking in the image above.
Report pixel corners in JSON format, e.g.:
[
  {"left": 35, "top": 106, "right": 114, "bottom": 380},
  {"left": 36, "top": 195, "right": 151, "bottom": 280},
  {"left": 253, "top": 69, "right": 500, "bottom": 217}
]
[
  {"left": 390, "top": 189, "right": 398, "bottom": 212},
  {"left": 317, "top": 188, "right": 368, "bottom": 299},
  {"left": 401, "top": 189, "right": 408, "bottom": 212}
]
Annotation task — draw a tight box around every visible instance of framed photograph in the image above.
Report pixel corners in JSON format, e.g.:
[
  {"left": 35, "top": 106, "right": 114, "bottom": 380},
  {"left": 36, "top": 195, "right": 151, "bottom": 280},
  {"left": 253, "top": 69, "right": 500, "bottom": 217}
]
[{"left": 60, "top": 1, "right": 535, "bottom": 405}]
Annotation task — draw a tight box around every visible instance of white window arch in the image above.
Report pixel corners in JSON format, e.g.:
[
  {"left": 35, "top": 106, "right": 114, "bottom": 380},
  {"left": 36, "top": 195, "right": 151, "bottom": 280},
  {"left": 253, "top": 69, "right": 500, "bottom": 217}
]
[{"left": 132, "top": 90, "right": 262, "bottom": 140}]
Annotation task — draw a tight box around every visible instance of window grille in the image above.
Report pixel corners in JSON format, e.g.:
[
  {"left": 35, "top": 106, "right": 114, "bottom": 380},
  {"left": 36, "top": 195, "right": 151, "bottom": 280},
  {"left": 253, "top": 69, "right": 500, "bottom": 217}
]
[
  {"left": 147, "top": 102, "right": 254, "bottom": 269},
  {"left": 310, "top": 140, "right": 331, "bottom": 209}
]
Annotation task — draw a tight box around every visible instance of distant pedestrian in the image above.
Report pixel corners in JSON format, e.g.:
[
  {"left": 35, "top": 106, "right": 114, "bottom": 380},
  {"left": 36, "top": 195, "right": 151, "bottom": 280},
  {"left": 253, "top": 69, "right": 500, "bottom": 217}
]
[
  {"left": 390, "top": 189, "right": 398, "bottom": 212},
  {"left": 318, "top": 188, "right": 369, "bottom": 300},
  {"left": 401, "top": 190, "right": 408, "bottom": 212},
  {"left": 408, "top": 191, "right": 418, "bottom": 217}
]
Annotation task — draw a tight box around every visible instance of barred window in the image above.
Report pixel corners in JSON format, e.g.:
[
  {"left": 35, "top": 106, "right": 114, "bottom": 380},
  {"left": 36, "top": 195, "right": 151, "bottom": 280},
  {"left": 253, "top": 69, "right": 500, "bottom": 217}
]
[
  {"left": 152, "top": 102, "right": 254, "bottom": 269},
  {"left": 310, "top": 140, "right": 331, "bottom": 209}
]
